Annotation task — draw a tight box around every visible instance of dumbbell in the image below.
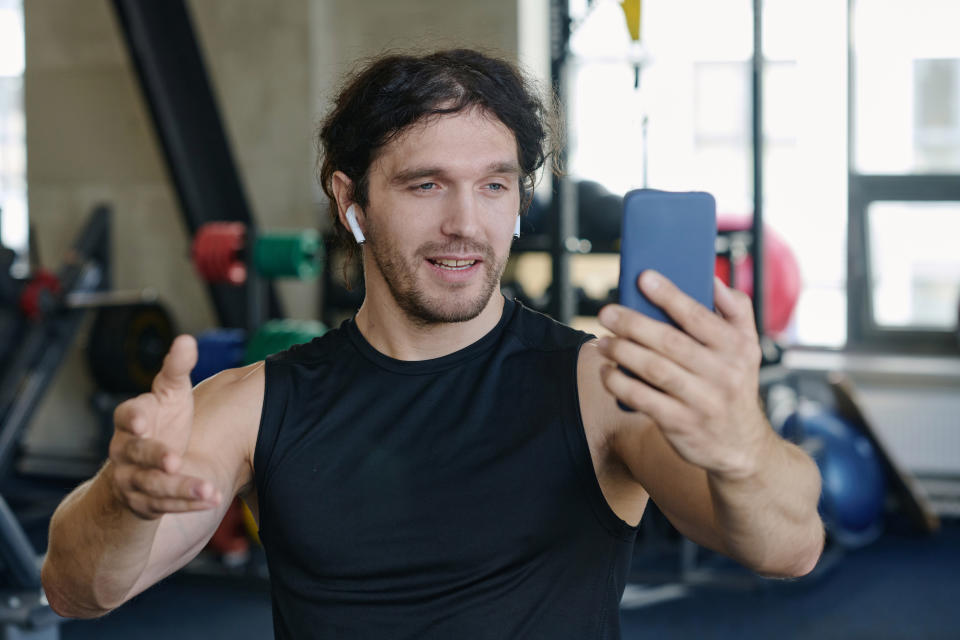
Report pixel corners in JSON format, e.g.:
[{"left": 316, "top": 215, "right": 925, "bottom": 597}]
[{"left": 191, "top": 222, "right": 323, "bottom": 284}]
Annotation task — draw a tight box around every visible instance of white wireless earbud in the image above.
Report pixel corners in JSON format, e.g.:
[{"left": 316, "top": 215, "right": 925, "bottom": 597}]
[
  {"left": 345, "top": 204, "right": 366, "bottom": 245},
  {"left": 513, "top": 215, "right": 521, "bottom": 239}
]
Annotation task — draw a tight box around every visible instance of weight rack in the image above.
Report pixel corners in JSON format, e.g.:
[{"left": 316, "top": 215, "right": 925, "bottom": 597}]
[{"left": 0, "top": 206, "right": 115, "bottom": 639}]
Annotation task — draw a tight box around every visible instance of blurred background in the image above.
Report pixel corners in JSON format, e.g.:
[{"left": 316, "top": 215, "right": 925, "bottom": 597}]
[{"left": 0, "top": 0, "right": 958, "bottom": 638}]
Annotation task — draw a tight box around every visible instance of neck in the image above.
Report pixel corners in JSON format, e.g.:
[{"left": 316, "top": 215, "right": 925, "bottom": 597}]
[{"left": 353, "top": 286, "right": 506, "bottom": 361}]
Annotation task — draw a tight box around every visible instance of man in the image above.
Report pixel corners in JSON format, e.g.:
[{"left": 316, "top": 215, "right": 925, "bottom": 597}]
[{"left": 42, "top": 50, "right": 823, "bottom": 638}]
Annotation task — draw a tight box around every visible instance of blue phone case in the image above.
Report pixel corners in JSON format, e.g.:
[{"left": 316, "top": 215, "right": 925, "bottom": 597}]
[
  {"left": 618, "top": 188, "right": 717, "bottom": 321},
  {"left": 616, "top": 189, "right": 717, "bottom": 410}
]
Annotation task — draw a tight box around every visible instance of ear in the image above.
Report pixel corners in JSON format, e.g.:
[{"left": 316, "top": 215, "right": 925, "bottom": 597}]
[{"left": 331, "top": 170, "right": 365, "bottom": 234}]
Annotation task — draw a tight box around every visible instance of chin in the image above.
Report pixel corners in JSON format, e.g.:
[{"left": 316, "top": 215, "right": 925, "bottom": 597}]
[
  {"left": 397, "top": 283, "right": 496, "bottom": 326},
  {"left": 412, "top": 295, "right": 490, "bottom": 325}
]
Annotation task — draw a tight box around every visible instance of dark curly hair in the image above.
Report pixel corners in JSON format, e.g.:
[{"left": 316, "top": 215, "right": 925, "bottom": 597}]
[{"left": 318, "top": 49, "right": 559, "bottom": 275}]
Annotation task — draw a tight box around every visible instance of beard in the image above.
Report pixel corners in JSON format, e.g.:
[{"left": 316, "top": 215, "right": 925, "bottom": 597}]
[{"left": 364, "top": 222, "right": 507, "bottom": 326}]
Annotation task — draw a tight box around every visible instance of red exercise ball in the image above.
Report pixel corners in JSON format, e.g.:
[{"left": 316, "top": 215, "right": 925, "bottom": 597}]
[{"left": 714, "top": 215, "right": 802, "bottom": 336}]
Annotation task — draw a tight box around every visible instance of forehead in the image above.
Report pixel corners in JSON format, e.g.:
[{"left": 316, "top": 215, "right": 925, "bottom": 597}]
[{"left": 372, "top": 108, "right": 519, "bottom": 177}]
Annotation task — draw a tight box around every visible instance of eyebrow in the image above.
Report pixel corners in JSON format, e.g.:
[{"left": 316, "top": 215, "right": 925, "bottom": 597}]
[{"left": 389, "top": 162, "right": 521, "bottom": 185}]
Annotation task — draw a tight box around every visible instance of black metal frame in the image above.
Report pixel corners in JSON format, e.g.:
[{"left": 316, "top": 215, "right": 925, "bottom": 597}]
[
  {"left": 0, "top": 208, "right": 111, "bottom": 636},
  {"left": 0, "top": 207, "right": 110, "bottom": 476},
  {"left": 846, "top": 0, "right": 960, "bottom": 353},
  {"left": 751, "top": 0, "right": 765, "bottom": 335},
  {"left": 111, "top": 0, "right": 282, "bottom": 330}
]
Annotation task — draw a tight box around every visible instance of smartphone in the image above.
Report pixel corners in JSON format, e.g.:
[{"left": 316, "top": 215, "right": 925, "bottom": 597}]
[
  {"left": 618, "top": 188, "right": 717, "bottom": 322},
  {"left": 616, "top": 188, "right": 717, "bottom": 410}
]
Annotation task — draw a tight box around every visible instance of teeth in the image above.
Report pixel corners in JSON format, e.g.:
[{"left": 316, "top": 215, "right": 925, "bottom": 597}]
[{"left": 434, "top": 259, "right": 476, "bottom": 269}]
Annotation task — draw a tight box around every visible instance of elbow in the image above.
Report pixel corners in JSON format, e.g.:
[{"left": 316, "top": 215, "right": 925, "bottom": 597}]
[
  {"left": 40, "top": 560, "right": 76, "bottom": 618},
  {"left": 770, "top": 461, "right": 826, "bottom": 578},
  {"left": 758, "top": 520, "right": 826, "bottom": 579},
  {"left": 42, "top": 591, "right": 89, "bottom": 621},
  {"left": 792, "top": 520, "right": 827, "bottom": 577},
  {"left": 41, "top": 558, "right": 112, "bottom": 620},
  {"left": 786, "top": 483, "right": 828, "bottom": 578}
]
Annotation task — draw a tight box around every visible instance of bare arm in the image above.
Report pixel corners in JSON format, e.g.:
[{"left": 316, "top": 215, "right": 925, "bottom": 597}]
[
  {"left": 591, "top": 272, "right": 824, "bottom": 577},
  {"left": 607, "top": 408, "right": 822, "bottom": 576},
  {"left": 41, "top": 337, "right": 263, "bottom": 618}
]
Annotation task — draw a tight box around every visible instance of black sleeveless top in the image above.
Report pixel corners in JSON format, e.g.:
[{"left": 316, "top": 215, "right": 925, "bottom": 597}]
[{"left": 254, "top": 298, "right": 638, "bottom": 639}]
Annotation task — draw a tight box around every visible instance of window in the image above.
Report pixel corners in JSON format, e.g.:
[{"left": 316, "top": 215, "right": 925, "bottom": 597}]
[
  {"left": 849, "top": 0, "right": 960, "bottom": 351},
  {"left": 868, "top": 202, "right": 960, "bottom": 330},
  {"left": 914, "top": 58, "right": 960, "bottom": 171},
  {"left": 0, "top": 0, "right": 27, "bottom": 259},
  {"left": 564, "top": 0, "right": 847, "bottom": 347},
  {"left": 853, "top": 0, "right": 960, "bottom": 175}
]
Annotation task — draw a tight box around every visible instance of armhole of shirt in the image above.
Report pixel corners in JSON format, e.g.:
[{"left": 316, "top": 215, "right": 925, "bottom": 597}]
[
  {"left": 253, "top": 357, "right": 288, "bottom": 528},
  {"left": 564, "top": 337, "right": 639, "bottom": 542}
]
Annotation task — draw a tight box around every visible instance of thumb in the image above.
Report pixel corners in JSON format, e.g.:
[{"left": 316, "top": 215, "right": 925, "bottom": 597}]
[{"left": 152, "top": 334, "right": 198, "bottom": 396}]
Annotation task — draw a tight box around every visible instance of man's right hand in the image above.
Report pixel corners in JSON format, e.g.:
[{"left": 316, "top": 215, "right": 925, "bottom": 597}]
[{"left": 108, "top": 335, "right": 222, "bottom": 520}]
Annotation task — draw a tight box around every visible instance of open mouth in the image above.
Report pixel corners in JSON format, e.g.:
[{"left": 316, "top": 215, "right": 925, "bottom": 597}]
[{"left": 428, "top": 258, "right": 478, "bottom": 271}]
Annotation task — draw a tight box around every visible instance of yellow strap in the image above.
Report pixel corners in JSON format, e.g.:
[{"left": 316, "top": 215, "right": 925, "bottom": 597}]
[{"left": 619, "top": 0, "right": 642, "bottom": 42}]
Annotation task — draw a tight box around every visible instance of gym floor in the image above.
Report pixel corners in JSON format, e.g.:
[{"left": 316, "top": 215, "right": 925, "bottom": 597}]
[{"left": 58, "top": 517, "right": 960, "bottom": 640}]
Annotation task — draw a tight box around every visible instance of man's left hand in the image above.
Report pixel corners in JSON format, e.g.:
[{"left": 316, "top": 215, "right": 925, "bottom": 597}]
[{"left": 597, "top": 270, "right": 774, "bottom": 481}]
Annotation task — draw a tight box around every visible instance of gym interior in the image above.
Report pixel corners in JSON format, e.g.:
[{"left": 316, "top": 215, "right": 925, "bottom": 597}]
[{"left": 1, "top": 0, "right": 958, "bottom": 638}]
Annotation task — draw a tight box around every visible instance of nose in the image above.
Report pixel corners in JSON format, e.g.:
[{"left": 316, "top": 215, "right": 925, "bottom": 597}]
[{"left": 440, "top": 189, "right": 482, "bottom": 239}]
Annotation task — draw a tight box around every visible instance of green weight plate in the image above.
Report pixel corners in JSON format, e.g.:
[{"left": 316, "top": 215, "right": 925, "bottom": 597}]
[
  {"left": 253, "top": 231, "right": 324, "bottom": 280},
  {"left": 244, "top": 319, "right": 328, "bottom": 364}
]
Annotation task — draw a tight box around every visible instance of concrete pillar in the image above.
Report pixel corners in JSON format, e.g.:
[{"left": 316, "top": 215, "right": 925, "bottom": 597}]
[{"left": 22, "top": 0, "right": 313, "bottom": 464}]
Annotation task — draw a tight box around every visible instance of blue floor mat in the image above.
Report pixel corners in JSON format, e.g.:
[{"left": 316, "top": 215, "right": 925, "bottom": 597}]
[
  {"left": 59, "top": 520, "right": 959, "bottom": 639},
  {"left": 621, "top": 520, "right": 960, "bottom": 639}
]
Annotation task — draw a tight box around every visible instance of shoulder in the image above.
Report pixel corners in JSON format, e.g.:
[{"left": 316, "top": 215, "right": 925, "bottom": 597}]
[
  {"left": 576, "top": 340, "right": 618, "bottom": 449},
  {"left": 576, "top": 339, "right": 658, "bottom": 472},
  {"left": 190, "top": 362, "right": 265, "bottom": 495},
  {"left": 194, "top": 361, "right": 264, "bottom": 411},
  {"left": 506, "top": 301, "right": 591, "bottom": 351},
  {"left": 575, "top": 339, "right": 656, "bottom": 525}
]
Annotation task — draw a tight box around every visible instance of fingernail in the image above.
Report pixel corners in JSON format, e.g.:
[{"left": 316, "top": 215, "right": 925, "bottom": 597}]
[
  {"left": 193, "top": 483, "right": 210, "bottom": 499},
  {"left": 642, "top": 270, "right": 661, "bottom": 291},
  {"left": 596, "top": 337, "right": 609, "bottom": 351},
  {"left": 716, "top": 276, "right": 735, "bottom": 299}
]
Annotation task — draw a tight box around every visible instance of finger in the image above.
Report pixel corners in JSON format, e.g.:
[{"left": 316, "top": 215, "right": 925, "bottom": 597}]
[
  {"left": 597, "top": 337, "right": 705, "bottom": 407},
  {"left": 713, "top": 276, "right": 758, "bottom": 336},
  {"left": 597, "top": 306, "right": 725, "bottom": 379},
  {"left": 635, "top": 270, "right": 735, "bottom": 349},
  {"left": 152, "top": 334, "right": 198, "bottom": 399},
  {"left": 122, "top": 438, "right": 180, "bottom": 472},
  {"left": 600, "top": 362, "right": 687, "bottom": 425},
  {"left": 127, "top": 491, "right": 222, "bottom": 519},
  {"left": 113, "top": 395, "right": 158, "bottom": 436},
  {"left": 130, "top": 468, "right": 218, "bottom": 501}
]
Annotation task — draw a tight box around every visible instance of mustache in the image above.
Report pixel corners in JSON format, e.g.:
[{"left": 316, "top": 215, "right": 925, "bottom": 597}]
[{"left": 417, "top": 241, "right": 494, "bottom": 259}]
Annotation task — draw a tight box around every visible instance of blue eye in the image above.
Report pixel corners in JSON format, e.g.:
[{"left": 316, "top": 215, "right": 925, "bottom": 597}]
[
  {"left": 487, "top": 183, "right": 505, "bottom": 191},
  {"left": 416, "top": 182, "right": 436, "bottom": 191}
]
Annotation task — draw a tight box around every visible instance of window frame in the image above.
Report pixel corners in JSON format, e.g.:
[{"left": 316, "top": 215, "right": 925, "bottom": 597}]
[
  {"left": 847, "top": 175, "right": 960, "bottom": 353},
  {"left": 846, "top": 0, "right": 960, "bottom": 354}
]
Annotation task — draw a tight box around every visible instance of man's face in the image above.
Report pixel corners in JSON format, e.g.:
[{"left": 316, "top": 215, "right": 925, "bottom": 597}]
[{"left": 361, "top": 108, "right": 521, "bottom": 325}]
